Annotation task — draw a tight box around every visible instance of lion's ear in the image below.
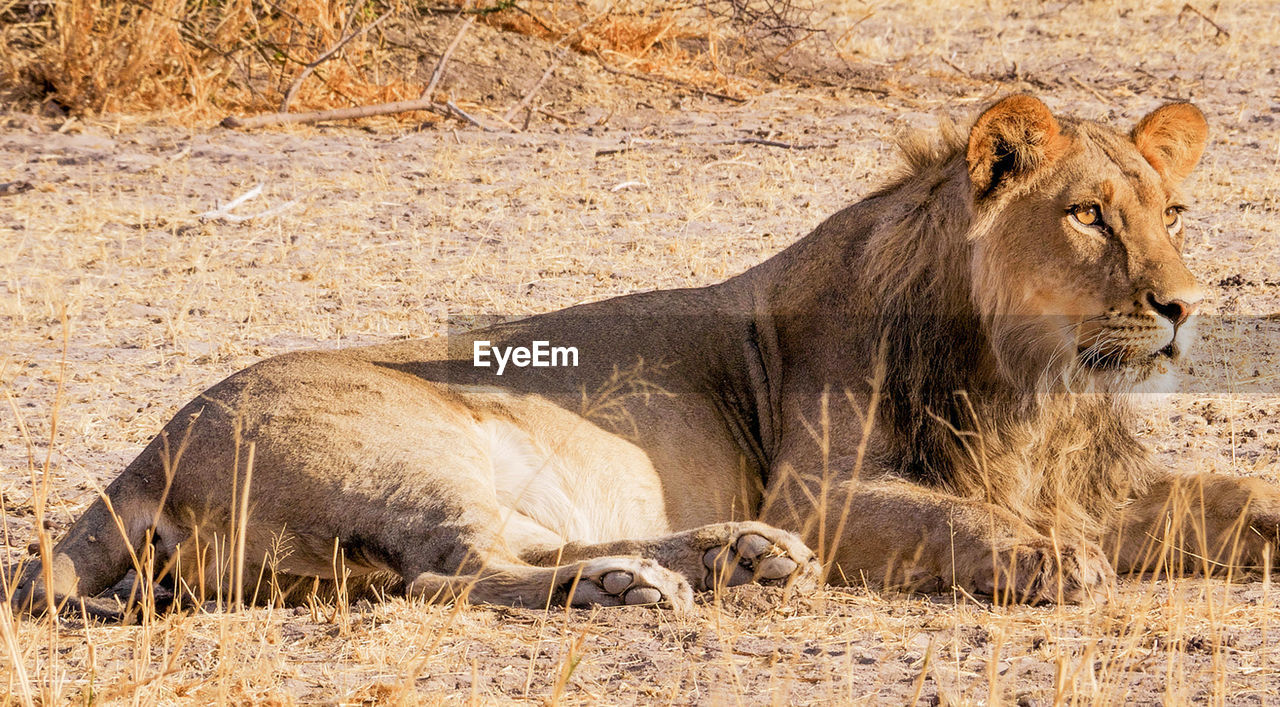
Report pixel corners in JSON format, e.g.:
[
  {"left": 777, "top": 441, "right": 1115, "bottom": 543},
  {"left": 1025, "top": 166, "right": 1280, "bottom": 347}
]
[
  {"left": 966, "top": 95, "right": 1067, "bottom": 199},
  {"left": 1131, "top": 102, "right": 1208, "bottom": 184}
]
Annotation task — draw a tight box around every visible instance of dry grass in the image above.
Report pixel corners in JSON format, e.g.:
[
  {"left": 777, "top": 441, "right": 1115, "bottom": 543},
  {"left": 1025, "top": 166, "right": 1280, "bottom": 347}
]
[
  {"left": 3, "top": 0, "right": 417, "bottom": 118},
  {"left": 3, "top": 0, "right": 1280, "bottom": 702},
  {"left": 0, "top": 0, "right": 813, "bottom": 122}
]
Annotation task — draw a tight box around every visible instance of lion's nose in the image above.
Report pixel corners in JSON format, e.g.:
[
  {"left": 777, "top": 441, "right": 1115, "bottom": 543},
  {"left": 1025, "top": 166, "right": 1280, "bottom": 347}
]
[{"left": 1145, "top": 291, "right": 1196, "bottom": 328}]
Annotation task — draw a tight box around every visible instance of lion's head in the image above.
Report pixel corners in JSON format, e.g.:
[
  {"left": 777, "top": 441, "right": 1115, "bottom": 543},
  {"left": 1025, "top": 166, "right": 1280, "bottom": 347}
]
[{"left": 964, "top": 96, "right": 1208, "bottom": 392}]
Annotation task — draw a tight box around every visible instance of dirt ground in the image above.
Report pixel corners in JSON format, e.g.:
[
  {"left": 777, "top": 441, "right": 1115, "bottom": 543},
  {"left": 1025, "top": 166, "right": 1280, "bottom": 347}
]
[{"left": 3, "top": 0, "right": 1280, "bottom": 703}]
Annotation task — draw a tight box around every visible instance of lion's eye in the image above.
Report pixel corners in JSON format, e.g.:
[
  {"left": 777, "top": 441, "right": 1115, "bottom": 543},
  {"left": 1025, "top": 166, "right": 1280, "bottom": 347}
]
[
  {"left": 1164, "top": 206, "right": 1183, "bottom": 231},
  {"left": 1069, "top": 204, "right": 1103, "bottom": 228}
]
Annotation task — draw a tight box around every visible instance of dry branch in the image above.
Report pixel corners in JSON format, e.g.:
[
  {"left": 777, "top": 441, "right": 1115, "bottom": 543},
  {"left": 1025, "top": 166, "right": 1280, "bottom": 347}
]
[
  {"left": 445, "top": 100, "right": 495, "bottom": 132},
  {"left": 1070, "top": 75, "right": 1112, "bottom": 105},
  {"left": 537, "top": 106, "right": 575, "bottom": 124},
  {"left": 939, "top": 56, "right": 972, "bottom": 78},
  {"left": 422, "top": 16, "right": 475, "bottom": 101},
  {"left": 220, "top": 97, "right": 500, "bottom": 130},
  {"left": 197, "top": 183, "right": 310, "bottom": 222},
  {"left": 280, "top": 7, "right": 395, "bottom": 112},
  {"left": 503, "top": 48, "right": 568, "bottom": 125},
  {"left": 500, "top": 6, "right": 612, "bottom": 127},
  {"left": 197, "top": 183, "right": 263, "bottom": 218},
  {"left": 714, "top": 137, "right": 830, "bottom": 149},
  {"left": 702, "top": 0, "right": 817, "bottom": 35},
  {"left": 592, "top": 51, "right": 746, "bottom": 104},
  {"left": 1179, "top": 3, "right": 1230, "bottom": 38},
  {"left": 594, "top": 135, "right": 830, "bottom": 157},
  {"left": 222, "top": 13, "right": 486, "bottom": 129},
  {"left": 221, "top": 98, "right": 436, "bottom": 128},
  {"left": 222, "top": 16, "right": 496, "bottom": 131}
]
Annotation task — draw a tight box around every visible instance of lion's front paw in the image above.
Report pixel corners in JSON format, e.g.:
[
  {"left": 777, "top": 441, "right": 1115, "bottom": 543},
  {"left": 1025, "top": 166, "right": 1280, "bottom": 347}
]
[
  {"left": 567, "top": 557, "right": 695, "bottom": 611},
  {"left": 972, "top": 540, "right": 1114, "bottom": 605},
  {"left": 699, "top": 522, "right": 820, "bottom": 592},
  {"left": 1230, "top": 508, "right": 1280, "bottom": 573}
]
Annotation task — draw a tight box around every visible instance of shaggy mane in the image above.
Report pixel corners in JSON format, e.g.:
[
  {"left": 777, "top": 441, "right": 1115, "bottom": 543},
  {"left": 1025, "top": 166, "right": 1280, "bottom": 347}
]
[{"left": 838, "top": 118, "right": 1152, "bottom": 538}]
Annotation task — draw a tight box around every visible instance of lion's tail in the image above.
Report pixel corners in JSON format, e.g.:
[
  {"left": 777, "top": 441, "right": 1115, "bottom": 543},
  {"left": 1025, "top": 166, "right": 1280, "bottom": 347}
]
[{"left": 7, "top": 458, "right": 165, "bottom": 621}]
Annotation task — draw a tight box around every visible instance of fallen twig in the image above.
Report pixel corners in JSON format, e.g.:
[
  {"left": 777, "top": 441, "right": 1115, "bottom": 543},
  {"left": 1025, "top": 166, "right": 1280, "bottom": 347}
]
[
  {"left": 845, "top": 83, "right": 891, "bottom": 97},
  {"left": 592, "top": 50, "right": 746, "bottom": 104},
  {"left": 766, "top": 28, "right": 820, "bottom": 65},
  {"left": 1179, "top": 3, "right": 1230, "bottom": 38},
  {"left": 213, "top": 197, "right": 306, "bottom": 223},
  {"left": 537, "top": 106, "right": 575, "bottom": 125},
  {"left": 1070, "top": 74, "right": 1112, "bottom": 105},
  {"left": 594, "top": 136, "right": 831, "bottom": 157},
  {"left": 446, "top": 100, "right": 495, "bottom": 132},
  {"left": 197, "top": 184, "right": 310, "bottom": 223},
  {"left": 503, "top": 48, "right": 568, "bottom": 124},
  {"left": 281, "top": 7, "right": 395, "bottom": 112},
  {"left": 223, "top": 12, "right": 481, "bottom": 128},
  {"left": 221, "top": 96, "right": 498, "bottom": 130},
  {"left": 502, "top": 5, "right": 612, "bottom": 127},
  {"left": 221, "top": 97, "right": 442, "bottom": 128},
  {"left": 422, "top": 16, "right": 475, "bottom": 100},
  {"left": 939, "top": 56, "right": 973, "bottom": 78},
  {"left": 197, "top": 183, "right": 262, "bottom": 219},
  {"left": 418, "top": 0, "right": 518, "bottom": 16},
  {"left": 509, "top": 3, "right": 554, "bottom": 33},
  {"left": 713, "top": 137, "right": 831, "bottom": 149}
]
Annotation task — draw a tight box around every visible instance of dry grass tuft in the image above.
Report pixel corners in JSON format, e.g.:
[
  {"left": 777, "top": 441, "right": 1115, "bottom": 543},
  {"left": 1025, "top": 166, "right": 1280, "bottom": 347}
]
[
  {"left": 477, "top": 0, "right": 779, "bottom": 92},
  {"left": 4, "top": 0, "right": 420, "bottom": 119},
  {"left": 1, "top": 0, "right": 812, "bottom": 121}
]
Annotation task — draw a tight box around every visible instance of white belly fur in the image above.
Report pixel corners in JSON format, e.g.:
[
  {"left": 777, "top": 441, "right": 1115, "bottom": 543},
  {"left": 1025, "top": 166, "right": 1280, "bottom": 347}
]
[{"left": 478, "top": 417, "right": 670, "bottom": 545}]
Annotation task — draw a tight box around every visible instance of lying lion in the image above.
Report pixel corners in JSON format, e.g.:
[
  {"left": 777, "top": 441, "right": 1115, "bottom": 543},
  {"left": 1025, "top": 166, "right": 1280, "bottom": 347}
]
[{"left": 12, "top": 95, "right": 1280, "bottom": 619}]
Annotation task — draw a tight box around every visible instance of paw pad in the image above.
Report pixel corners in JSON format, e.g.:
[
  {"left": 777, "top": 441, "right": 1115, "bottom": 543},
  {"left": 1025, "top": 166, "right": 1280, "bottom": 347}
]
[
  {"left": 568, "top": 558, "right": 694, "bottom": 610},
  {"left": 702, "top": 529, "right": 816, "bottom": 590}
]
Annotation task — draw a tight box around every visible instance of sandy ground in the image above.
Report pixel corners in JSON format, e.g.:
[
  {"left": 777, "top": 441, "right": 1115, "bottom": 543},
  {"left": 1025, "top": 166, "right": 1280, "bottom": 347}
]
[{"left": 3, "top": 0, "right": 1280, "bottom": 703}]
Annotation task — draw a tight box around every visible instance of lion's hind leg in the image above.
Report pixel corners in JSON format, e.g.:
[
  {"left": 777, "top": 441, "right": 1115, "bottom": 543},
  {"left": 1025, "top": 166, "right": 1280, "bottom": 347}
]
[
  {"left": 405, "top": 556, "right": 694, "bottom": 611},
  {"left": 518, "top": 521, "right": 821, "bottom": 593}
]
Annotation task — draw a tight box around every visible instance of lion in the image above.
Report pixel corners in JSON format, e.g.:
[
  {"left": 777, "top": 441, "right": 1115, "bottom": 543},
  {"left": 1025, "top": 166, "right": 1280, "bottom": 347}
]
[{"left": 11, "top": 95, "right": 1280, "bottom": 619}]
